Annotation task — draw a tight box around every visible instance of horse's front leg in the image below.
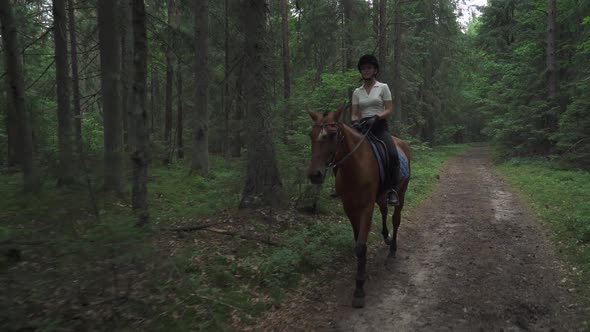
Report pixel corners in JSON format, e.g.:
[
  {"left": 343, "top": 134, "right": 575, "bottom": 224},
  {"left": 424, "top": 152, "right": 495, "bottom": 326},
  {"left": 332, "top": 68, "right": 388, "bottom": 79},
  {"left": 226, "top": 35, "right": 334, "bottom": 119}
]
[{"left": 352, "top": 205, "right": 373, "bottom": 308}]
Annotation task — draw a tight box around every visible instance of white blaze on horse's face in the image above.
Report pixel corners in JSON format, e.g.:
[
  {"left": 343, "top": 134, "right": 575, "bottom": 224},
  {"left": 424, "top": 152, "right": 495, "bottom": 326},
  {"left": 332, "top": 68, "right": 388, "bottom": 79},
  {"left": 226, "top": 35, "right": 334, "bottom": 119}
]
[{"left": 318, "top": 127, "right": 329, "bottom": 142}]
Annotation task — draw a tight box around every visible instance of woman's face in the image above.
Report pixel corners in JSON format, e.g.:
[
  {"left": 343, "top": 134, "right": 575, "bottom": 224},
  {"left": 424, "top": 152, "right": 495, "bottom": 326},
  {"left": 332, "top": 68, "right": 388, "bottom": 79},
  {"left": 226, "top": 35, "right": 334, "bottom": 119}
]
[{"left": 360, "top": 64, "right": 377, "bottom": 80}]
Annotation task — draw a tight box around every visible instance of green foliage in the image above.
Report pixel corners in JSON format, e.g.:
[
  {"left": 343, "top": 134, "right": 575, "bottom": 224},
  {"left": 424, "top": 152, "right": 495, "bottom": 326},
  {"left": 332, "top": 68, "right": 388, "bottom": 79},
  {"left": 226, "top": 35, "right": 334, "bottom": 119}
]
[
  {"left": 258, "top": 222, "right": 352, "bottom": 288},
  {"left": 466, "top": 0, "right": 590, "bottom": 163},
  {"left": 149, "top": 156, "right": 242, "bottom": 222}
]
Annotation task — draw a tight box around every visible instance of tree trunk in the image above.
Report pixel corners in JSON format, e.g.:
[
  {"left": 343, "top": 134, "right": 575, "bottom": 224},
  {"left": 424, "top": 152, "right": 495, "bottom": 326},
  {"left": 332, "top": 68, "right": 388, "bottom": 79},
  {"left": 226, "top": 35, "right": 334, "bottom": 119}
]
[
  {"left": 98, "top": 0, "right": 124, "bottom": 193},
  {"left": 53, "top": 0, "right": 75, "bottom": 185},
  {"left": 231, "top": 61, "right": 244, "bottom": 158},
  {"left": 373, "top": 0, "right": 379, "bottom": 40},
  {"left": 223, "top": 0, "right": 230, "bottom": 160},
  {"left": 280, "top": 0, "right": 292, "bottom": 143},
  {"left": 131, "top": 0, "right": 149, "bottom": 226},
  {"left": 240, "top": 0, "right": 284, "bottom": 208},
  {"left": 342, "top": 0, "right": 353, "bottom": 70},
  {"left": 164, "top": 0, "right": 175, "bottom": 163},
  {"left": 176, "top": 58, "right": 183, "bottom": 159},
  {"left": 122, "top": 0, "right": 135, "bottom": 150},
  {"left": 546, "top": 0, "right": 557, "bottom": 99},
  {"left": 190, "top": 0, "right": 209, "bottom": 175},
  {"left": 150, "top": 68, "right": 158, "bottom": 134},
  {"left": 281, "top": 0, "right": 291, "bottom": 101},
  {"left": 378, "top": 0, "right": 387, "bottom": 82},
  {"left": 392, "top": 0, "right": 403, "bottom": 132},
  {"left": 4, "top": 80, "right": 18, "bottom": 167},
  {"left": 67, "top": 0, "right": 82, "bottom": 153},
  {"left": 0, "top": 1, "right": 37, "bottom": 191}
]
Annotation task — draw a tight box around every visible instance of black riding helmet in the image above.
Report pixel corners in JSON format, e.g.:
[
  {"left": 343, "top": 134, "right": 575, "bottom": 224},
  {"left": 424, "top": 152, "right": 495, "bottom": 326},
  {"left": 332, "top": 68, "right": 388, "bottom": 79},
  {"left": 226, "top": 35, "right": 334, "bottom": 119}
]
[{"left": 357, "top": 54, "right": 379, "bottom": 73}]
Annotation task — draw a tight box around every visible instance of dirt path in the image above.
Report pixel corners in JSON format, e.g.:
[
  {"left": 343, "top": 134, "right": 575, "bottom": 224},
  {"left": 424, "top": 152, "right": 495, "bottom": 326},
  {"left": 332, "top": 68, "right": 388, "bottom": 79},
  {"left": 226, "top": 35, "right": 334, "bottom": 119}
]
[{"left": 256, "top": 146, "right": 588, "bottom": 331}]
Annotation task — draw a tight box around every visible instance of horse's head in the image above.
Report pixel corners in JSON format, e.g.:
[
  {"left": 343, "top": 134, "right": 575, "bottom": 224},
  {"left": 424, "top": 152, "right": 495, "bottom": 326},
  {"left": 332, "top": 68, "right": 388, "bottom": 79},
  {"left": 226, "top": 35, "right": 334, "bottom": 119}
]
[{"left": 306, "top": 106, "right": 344, "bottom": 184}]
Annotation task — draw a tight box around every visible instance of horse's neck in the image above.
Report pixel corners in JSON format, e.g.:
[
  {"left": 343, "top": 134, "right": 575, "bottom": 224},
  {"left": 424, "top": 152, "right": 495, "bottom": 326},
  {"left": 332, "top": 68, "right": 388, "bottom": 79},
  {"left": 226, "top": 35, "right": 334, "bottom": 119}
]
[{"left": 336, "top": 125, "right": 370, "bottom": 173}]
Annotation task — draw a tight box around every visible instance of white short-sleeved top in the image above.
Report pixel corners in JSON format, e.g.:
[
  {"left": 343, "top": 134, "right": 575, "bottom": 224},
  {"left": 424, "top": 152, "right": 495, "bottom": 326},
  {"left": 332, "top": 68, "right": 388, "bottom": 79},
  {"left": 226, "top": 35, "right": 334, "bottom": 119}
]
[{"left": 351, "top": 81, "right": 392, "bottom": 118}]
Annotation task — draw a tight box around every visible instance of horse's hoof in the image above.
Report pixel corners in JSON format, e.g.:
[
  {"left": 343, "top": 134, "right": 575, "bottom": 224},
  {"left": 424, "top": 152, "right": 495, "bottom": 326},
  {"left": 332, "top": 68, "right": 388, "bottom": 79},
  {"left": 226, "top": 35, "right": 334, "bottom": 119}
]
[
  {"left": 388, "top": 250, "right": 397, "bottom": 259},
  {"left": 352, "top": 296, "right": 365, "bottom": 308}
]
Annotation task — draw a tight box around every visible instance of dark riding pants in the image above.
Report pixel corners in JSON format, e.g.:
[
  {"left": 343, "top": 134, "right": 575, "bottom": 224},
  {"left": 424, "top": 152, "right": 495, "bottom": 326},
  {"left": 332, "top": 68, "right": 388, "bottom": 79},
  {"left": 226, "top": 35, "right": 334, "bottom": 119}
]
[{"left": 370, "top": 119, "right": 400, "bottom": 191}]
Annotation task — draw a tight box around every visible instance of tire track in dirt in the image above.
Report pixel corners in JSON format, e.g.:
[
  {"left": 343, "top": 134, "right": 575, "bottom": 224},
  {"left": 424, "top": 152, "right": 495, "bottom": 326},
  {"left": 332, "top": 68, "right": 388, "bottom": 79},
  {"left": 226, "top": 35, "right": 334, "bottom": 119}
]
[{"left": 256, "top": 146, "right": 588, "bottom": 331}]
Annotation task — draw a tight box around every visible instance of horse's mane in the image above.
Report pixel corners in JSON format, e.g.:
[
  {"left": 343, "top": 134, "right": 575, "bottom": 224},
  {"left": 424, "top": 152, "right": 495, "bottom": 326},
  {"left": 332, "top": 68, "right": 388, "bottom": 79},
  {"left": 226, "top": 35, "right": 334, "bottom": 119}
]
[{"left": 338, "top": 122, "right": 364, "bottom": 140}]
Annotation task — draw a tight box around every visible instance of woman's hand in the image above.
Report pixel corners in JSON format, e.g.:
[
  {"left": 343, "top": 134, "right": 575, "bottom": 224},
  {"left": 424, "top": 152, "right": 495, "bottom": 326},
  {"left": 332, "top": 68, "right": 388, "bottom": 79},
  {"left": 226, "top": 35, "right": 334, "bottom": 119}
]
[{"left": 364, "top": 115, "right": 379, "bottom": 128}]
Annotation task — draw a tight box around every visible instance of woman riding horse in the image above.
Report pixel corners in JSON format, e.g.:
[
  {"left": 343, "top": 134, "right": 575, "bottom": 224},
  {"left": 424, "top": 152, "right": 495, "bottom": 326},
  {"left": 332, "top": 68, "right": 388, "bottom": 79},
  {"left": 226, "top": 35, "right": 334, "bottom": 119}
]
[
  {"left": 352, "top": 54, "right": 401, "bottom": 206},
  {"left": 306, "top": 54, "right": 410, "bottom": 308}
]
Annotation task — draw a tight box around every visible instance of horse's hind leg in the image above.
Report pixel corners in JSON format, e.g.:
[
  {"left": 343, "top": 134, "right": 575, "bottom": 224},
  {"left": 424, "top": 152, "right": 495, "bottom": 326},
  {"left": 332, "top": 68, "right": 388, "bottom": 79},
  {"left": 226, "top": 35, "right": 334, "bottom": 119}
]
[
  {"left": 378, "top": 198, "right": 391, "bottom": 245},
  {"left": 389, "top": 189, "right": 406, "bottom": 258}
]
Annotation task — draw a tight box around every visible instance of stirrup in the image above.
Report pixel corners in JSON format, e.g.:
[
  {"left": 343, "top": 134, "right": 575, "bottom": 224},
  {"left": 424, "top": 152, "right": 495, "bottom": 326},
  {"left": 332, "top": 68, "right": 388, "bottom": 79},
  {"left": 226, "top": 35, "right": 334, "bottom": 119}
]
[{"left": 387, "top": 190, "right": 399, "bottom": 206}]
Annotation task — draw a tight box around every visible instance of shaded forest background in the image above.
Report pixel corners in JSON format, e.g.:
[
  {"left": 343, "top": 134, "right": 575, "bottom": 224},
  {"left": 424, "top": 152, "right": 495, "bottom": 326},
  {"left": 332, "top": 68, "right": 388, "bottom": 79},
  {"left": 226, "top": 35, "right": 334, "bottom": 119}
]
[
  {"left": 0, "top": 0, "right": 589, "bottom": 330},
  {"left": 1, "top": 0, "right": 589, "bottom": 220}
]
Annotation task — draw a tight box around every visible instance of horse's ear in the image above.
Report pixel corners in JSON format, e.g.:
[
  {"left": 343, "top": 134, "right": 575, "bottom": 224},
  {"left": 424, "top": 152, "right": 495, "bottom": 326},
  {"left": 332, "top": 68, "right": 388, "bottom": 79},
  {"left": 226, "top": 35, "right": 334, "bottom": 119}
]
[
  {"left": 334, "top": 105, "right": 345, "bottom": 122},
  {"left": 307, "top": 109, "right": 320, "bottom": 122}
]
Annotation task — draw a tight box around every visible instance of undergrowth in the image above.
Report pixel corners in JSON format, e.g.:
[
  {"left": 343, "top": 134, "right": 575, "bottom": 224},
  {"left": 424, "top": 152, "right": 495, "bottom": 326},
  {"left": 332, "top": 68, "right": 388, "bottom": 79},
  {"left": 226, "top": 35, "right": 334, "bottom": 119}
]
[
  {"left": 496, "top": 158, "right": 590, "bottom": 298},
  {"left": 0, "top": 145, "right": 468, "bottom": 331}
]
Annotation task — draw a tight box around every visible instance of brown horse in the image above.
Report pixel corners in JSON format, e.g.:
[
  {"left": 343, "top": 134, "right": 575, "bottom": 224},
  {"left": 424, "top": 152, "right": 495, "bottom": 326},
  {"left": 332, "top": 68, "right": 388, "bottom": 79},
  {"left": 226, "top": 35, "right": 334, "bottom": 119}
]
[{"left": 306, "top": 107, "right": 411, "bottom": 308}]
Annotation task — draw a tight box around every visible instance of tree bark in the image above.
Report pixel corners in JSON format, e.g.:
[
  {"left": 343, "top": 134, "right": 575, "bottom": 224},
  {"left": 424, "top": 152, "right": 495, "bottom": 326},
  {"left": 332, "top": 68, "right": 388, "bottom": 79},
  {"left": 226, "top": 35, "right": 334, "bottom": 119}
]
[
  {"left": 240, "top": 0, "right": 284, "bottom": 208},
  {"left": 0, "top": 1, "right": 37, "bottom": 191},
  {"left": 190, "top": 0, "right": 209, "bottom": 175},
  {"left": 281, "top": 0, "right": 291, "bottom": 100},
  {"left": 164, "top": 0, "right": 175, "bottom": 163},
  {"left": 150, "top": 68, "right": 158, "bottom": 134},
  {"left": 373, "top": 0, "right": 379, "bottom": 40},
  {"left": 392, "top": 0, "right": 403, "bottom": 132},
  {"left": 281, "top": 0, "right": 292, "bottom": 143},
  {"left": 4, "top": 80, "right": 18, "bottom": 167},
  {"left": 98, "top": 0, "right": 124, "bottom": 193},
  {"left": 223, "top": 0, "right": 230, "bottom": 159},
  {"left": 378, "top": 0, "right": 387, "bottom": 82},
  {"left": 67, "top": 0, "right": 82, "bottom": 153},
  {"left": 176, "top": 58, "right": 183, "bottom": 159},
  {"left": 122, "top": 0, "right": 135, "bottom": 150},
  {"left": 53, "top": 0, "right": 75, "bottom": 185},
  {"left": 342, "top": 0, "right": 354, "bottom": 70},
  {"left": 131, "top": 0, "right": 149, "bottom": 227},
  {"left": 150, "top": 68, "right": 155, "bottom": 133},
  {"left": 231, "top": 61, "right": 244, "bottom": 158},
  {"left": 546, "top": 0, "right": 557, "bottom": 99}
]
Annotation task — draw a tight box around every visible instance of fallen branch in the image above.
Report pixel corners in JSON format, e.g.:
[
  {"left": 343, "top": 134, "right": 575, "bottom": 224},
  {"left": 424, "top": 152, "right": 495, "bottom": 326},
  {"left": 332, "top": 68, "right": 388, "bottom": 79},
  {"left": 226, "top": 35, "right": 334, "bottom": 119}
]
[
  {"left": 168, "top": 221, "right": 281, "bottom": 246},
  {"left": 168, "top": 221, "right": 226, "bottom": 232},
  {"left": 205, "top": 228, "right": 281, "bottom": 247}
]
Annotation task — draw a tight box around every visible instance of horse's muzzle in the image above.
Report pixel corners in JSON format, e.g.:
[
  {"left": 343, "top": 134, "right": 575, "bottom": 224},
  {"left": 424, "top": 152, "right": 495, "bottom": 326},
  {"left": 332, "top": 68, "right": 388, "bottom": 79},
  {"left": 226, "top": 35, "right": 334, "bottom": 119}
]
[{"left": 307, "top": 169, "right": 325, "bottom": 184}]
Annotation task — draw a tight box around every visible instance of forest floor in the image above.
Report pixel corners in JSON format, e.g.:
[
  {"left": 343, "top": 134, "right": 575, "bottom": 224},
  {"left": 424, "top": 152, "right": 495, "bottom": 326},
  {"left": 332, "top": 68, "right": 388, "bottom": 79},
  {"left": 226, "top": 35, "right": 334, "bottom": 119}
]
[
  {"left": 253, "top": 145, "right": 590, "bottom": 331},
  {"left": 3, "top": 145, "right": 588, "bottom": 331}
]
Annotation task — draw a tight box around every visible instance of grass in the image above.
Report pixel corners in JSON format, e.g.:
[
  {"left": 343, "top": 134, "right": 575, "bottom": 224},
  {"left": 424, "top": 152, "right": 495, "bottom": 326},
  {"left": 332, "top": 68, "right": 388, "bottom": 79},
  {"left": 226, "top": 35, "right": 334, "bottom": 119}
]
[
  {"left": 0, "top": 144, "right": 469, "bottom": 331},
  {"left": 496, "top": 158, "right": 590, "bottom": 297}
]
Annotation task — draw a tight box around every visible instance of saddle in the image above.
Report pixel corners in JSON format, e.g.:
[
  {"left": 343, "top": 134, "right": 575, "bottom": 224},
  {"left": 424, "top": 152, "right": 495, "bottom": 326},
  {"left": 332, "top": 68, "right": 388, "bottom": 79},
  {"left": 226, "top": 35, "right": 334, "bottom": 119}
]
[
  {"left": 366, "top": 132, "right": 391, "bottom": 190},
  {"left": 357, "top": 126, "right": 409, "bottom": 191}
]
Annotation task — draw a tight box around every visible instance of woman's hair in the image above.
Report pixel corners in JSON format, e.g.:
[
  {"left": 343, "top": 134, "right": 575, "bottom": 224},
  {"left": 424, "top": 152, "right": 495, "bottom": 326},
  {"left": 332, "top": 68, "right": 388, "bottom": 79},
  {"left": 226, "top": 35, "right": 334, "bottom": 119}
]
[{"left": 357, "top": 54, "right": 380, "bottom": 73}]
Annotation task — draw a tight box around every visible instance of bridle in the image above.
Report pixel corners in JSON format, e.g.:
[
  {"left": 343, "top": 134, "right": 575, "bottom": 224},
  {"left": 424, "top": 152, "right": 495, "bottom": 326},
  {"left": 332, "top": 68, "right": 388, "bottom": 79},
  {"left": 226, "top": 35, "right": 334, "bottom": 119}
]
[{"left": 311, "top": 120, "right": 374, "bottom": 171}]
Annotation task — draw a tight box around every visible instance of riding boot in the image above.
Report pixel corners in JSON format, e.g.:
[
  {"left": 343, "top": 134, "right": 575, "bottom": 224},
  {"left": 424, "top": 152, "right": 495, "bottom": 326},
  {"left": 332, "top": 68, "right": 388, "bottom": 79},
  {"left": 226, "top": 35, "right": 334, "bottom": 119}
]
[
  {"left": 387, "top": 165, "right": 400, "bottom": 206},
  {"left": 387, "top": 140, "right": 401, "bottom": 206}
]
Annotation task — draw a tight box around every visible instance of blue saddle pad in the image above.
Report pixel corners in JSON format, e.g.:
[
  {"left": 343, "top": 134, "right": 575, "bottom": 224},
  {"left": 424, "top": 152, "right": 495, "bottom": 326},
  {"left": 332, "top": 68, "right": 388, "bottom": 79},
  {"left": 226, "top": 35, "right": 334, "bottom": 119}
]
[
  {"left": 397, "top": 147, "right": 409, "bottom": 181},
  {"left": 367, "top": 140, "right": 410, "bottom": 187}
]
